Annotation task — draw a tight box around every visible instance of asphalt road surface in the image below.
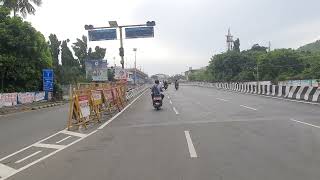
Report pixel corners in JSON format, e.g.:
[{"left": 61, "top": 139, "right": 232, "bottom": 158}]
[{"left": 1, "top": 85, "right": 320, "bottom": 180}]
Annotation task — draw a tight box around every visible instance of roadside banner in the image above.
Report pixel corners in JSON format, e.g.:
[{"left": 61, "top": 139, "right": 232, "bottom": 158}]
[
  {"left": 85, "top": 59, "right": 108, "bottom": 81},
  {"left": 34, "top": 92, "right": 45, "bottom": 102},
  {"left": 0, "top": 93, "right": 17, "bottom": 107},
  {"left": 78, "top": 95, "right": 90, "bottom": 118},
  {"left": 17, "top": 92, "right": 34, "bottom": 104},
  {"left": 114, "top": 67, "right": 127, "bottom": 80}
]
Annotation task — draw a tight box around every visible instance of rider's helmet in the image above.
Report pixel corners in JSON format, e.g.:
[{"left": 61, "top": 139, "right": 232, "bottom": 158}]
[{"left": 155, "top": 80, "right": 159, "bottom": 84}]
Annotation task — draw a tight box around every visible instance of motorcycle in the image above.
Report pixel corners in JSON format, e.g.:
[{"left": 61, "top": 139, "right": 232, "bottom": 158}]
[
  {"left": 175, "top": 84, "right": 179, "bottom": 90},
  {"left": 164, "top": 83, "right": 168, "bottom": 90},
  {"left": 152, "top": 95, "right": 163, "bottom": 110}
]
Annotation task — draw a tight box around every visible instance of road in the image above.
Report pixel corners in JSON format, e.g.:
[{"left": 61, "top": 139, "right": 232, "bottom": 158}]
[{"left": 1, "top": 85, "right": 320, "bottom": 180}]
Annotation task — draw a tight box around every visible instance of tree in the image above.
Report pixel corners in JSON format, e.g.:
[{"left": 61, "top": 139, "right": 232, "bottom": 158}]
[
  {"left": 0, "top": 0, "right": 42, "bottom": 17},
  {"left": 72, "top": 36, "right": 88, "bottom": 72},
  {"left": 251, "top": 44, "right": 268, "bottom": 52},
  {"left": 88, "top": 46, "right": 106, "bottom": 60},
  {"left": 61, "top": 39, "right": 79, "bottom": 67},
  {"left": 233, "top": 38, "right": 240, "bottom": 52},
  {"left": 0, "top": 7, "right": 52, "bottom": 92}
]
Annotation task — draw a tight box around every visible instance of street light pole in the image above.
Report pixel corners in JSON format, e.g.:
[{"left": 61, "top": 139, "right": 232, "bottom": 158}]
[
  {"left": 257, "top": 64, "right": 259, "bottom": 94},
  {"left": 133, "top": 48, "right": 137, "bottom": 85}
]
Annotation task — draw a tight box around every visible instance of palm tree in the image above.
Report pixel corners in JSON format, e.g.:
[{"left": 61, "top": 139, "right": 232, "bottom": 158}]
[{"left": 0, "top": 0, "right": 42, "bottom": 17}]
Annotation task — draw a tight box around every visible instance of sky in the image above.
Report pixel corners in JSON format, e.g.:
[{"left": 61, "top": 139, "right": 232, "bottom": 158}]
[{"left": 26, "top": 0, "right": 320, "bottom": 76}]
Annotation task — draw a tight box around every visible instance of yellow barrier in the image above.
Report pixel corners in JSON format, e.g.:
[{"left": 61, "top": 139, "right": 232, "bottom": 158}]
[{"left": 67, "top": 82, "right": 128, "bottom": 130}]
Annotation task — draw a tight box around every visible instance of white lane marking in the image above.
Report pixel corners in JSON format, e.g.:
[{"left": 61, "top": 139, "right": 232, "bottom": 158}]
[
  {"left": 0, "top": 163, "right": 16, "bottom": 179},
  {"left": 216, "top": 98, "right": 229, "bottom": 102},
  {"left": 15, "top": 151, "right": 42, "bottom": 164},
  {"left": 228, "top": 89, "right": 320, "bottom": 105},
  {"left": 60, "top": 130, "right": 86, "bottom": 138},
  {"left": 173, "top": 107, "right": 179, "bottom": 115},
  {"left": 2, "top": 130, "right": 98, "bottom": 180},
  {"left": 56, "top": 136, "right": 72, "bottom": 144},
  {"left": 184, "top": 131, "right": 198, "bottom": 158},
  {"left": 169, "top": 100, "right": 173, "bottom": 104},
  {"left": 240, "top": 105, "right": 257, "bottom": 111},
  {"left": 290, "top": 118, "right": 320, "bottom": 129},
  {"left": 167, "top": 96, "right": 170, "bottom": 99},
  {"left": 33, "top": 143, "right": 65, "bottom": 150},
  {"left": 0, "top": 130, "right": 63, "bottom": 161},
  {"left": 98, "top": 89, "right": 147, "bottom": 129}
]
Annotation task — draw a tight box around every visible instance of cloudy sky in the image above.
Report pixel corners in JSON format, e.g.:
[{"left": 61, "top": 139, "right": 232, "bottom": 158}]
[{"left": 26, "top": 0, "right": 320, "bottom": 75}]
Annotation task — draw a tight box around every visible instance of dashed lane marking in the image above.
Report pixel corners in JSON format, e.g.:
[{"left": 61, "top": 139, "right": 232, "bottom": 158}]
[
  {"left": 216, "top": 98, "right": 229, "bottom": 102},
  {"left": 290, "top": 118, "right": 320, "bottom": 129},
  {"left": 184, "top": 131, "right": 198, "bottom": 158},
  {"left": 240, "top": 105, "right": 257, "bottom": 111},
  {"left": 173, "top": 107, "right": 179, "bottom": 115}
]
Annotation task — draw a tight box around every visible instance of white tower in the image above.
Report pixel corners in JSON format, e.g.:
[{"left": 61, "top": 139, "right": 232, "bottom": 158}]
[{"left": 226, "top": 28, "right": 234, "bottom": 51}]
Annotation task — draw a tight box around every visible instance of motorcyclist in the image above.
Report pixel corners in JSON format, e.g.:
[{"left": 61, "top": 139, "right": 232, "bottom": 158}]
[
  {"left": 151, "top": 80, "right": 164, "bottom": 100},
  {"left": 174, "top": 79, "right": 179, "bottom": 89},
  {"left": 163, "top": 80, "right": 168, "bottom": 90}
]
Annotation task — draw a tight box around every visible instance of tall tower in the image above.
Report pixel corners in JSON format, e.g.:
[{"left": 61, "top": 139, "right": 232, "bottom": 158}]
[{"left": 226, "top": 28, "right": 234, "bottom": 51}]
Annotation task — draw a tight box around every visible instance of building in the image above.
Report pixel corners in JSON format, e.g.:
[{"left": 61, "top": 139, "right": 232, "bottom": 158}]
[
  {"left": 151, "top": 74, "right": 170, "bottom": 82},
  {"left": 126, "top": 68, "right": 149, "bottom": 85}
]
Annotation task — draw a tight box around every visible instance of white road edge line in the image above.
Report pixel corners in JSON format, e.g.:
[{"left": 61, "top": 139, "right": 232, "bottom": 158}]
[
  {"left": 56, "top": 136, "right": 72, "bottom": 144},
  {"left": 184, "top": 131, "right": 198, "bottom": 158},
  {"left": 216, "top": 98, "right": 229, "bottom": 102},
  {"left": 169, "top": 100, "right": 173, "bottom": 104},
  {"left": 240, "top": 105, "right": 257, "bottom": 111},
  {"left": 98, "top": 89, "right": 147, "bottom": 130},
  {"left": 290, "top": 118, "right": 320, "bottom": 129},
  {"left": 15, "top": 151, "right": 42, "bottom": 164},
  {"left": 2, "top": 130, "right": 98, "bottom": 180},
  {"left": 173, "top": 107, "right": 179, "bottom": 115},
  {"left": 0, "top": 130, "right": 64, "bottom": 161},
  {"left": 0, "top": 163, "right": 16, "bottom": 179},
  {"left": 225, "top": 89, "right": 320, "bottom": 105}
]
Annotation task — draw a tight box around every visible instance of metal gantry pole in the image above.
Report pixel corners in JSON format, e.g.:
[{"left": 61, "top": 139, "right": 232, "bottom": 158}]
[
  {"left": 133, "top": 48, "right": 137, "bottom": 85},
  {"left": 119, "top": 27, "right": 124, "bottom": 69}
]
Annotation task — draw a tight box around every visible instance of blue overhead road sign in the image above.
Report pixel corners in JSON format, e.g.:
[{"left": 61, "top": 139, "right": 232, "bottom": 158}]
[
  {"left": 88, "top": 29, "right": 117, "bottom": 41},
  {"left": 125, "top": 27, "right": 154, "bottom": 39}
]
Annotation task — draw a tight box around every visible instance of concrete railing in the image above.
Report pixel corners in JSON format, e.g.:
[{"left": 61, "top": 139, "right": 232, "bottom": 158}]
[
  {"left": 182, "top": 82, "right": 320, "bottom": 103},
  {"left": 126, "top": 84, "right": 148, "bottom": 100}
]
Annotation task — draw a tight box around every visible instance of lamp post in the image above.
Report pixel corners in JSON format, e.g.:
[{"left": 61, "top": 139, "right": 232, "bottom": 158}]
[{"left": 133, "top": 48, "right": 137, "bottom": 85}]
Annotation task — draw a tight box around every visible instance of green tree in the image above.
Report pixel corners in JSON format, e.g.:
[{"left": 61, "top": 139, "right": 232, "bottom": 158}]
[
  {"left": 0, "top": 7, "right": 52, "bottom": 92},
  {"left": 88, "top": 46, "right": 106, "bottom": 60},
  {"left": 61, "top": 39, "right": 79, "bottom": 67},
  {"left": 72, "top": 35, "right": 88, "bottom": 72},
  {"left": 0, "top": 0, "right": 42, "bottom": 17},
  {"left": 48, "top": 34, "right": 62, "bottom": 82}
]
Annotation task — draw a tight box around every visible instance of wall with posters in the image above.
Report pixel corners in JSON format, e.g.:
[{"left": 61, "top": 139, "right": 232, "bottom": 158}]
[
  {"left": 0, "top": 93, "right": 17, "bottom": 108},
  {"left": 0, "top": 91, "right": 46, "bottom": 108}
]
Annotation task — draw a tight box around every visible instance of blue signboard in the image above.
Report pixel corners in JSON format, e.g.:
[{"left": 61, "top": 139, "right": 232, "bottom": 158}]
[
  {"left": 125, "top": 27, "right": 154, "bottom": 39},
  {"left": 88, "top": 29, "right": 117, "bottom": 41},
  {"left": 43, "top": 69, "right": 54, "bottom": 92}
]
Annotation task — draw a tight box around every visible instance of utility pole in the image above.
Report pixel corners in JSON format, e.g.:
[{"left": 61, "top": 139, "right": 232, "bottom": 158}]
[
  {"left": 257, "top": 64, "right": 259, "bottom": 94},
  {"left": 133, "top": 48, "right": 137, "bottom": 85}
]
